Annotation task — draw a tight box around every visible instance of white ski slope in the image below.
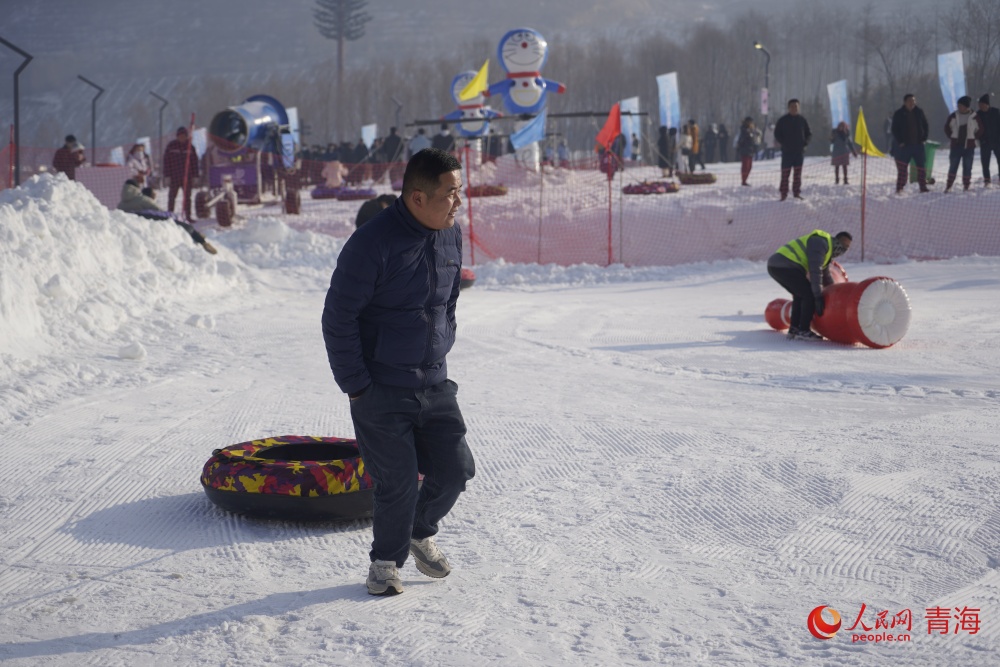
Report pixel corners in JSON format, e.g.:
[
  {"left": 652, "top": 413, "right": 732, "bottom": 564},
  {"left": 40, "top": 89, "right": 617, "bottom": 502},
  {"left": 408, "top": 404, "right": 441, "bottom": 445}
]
[{"left": 0, "top": 174, "right": 997, "bottom": 666}]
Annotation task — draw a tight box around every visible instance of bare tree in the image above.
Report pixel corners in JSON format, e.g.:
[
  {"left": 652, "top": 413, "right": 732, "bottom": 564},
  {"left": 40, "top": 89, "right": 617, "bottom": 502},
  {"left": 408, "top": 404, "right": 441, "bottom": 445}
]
[
  {"left": 945, "top": 0, "right": 1000, "bottom": 96},
  {"left": 313, "top": 0, "right": 372, "bottom": 141}
]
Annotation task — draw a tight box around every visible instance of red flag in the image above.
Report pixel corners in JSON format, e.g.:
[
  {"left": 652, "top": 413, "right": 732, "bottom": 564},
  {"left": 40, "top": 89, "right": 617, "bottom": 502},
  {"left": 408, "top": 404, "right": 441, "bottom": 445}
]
[{"left": 595, "top": 102, "right": 621, "bottom": 151}]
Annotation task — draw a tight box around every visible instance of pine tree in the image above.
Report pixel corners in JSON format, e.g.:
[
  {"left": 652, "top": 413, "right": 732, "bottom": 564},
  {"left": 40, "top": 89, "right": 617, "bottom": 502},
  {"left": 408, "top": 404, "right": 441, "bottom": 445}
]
[{"left": 313, "top": 0, "right": 372, "bottom": 142}]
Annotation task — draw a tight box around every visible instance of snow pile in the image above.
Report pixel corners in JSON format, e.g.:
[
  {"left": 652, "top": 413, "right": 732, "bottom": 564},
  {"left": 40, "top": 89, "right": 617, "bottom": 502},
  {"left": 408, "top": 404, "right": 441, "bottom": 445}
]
[{"left": 0, "top": 175, "right": 236, "bottom": 361}]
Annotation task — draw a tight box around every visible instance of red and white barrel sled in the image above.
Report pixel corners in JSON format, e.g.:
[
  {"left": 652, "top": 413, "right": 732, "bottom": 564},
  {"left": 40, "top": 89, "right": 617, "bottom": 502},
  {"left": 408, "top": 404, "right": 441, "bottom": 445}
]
[{"left": 765, "top": 267, "right": 912, "bottom": 349}]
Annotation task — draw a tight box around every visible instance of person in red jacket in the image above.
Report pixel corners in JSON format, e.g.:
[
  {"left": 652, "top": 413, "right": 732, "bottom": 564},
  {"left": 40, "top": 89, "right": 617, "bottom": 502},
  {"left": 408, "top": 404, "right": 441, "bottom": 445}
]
[
  {"left": 52, "top": 135, "right": 86, "bottom": 180},
  {"left": 163, "top": 127, "right": 199, "bottom": 220},
  {"left": 944, "top": 96, "right": 984, "bottom": 192}
]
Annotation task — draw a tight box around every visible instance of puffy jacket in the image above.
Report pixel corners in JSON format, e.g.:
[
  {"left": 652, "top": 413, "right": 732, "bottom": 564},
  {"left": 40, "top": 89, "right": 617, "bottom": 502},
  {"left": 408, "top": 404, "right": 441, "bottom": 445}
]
[
  {"left": 944, "top": 111, "right": 983, "bottom": 149},
  {"left": 774, "top": 114, "right": 812, "bottom": 153},
  {"left": 163, "top": 138, "right": 199, "bottom": 183},
  {"left": 891, "top": 105, "right": 929, "bottom": 146},
  {"left": 977, "top": 107, "right": 1000, "bottom": 146},
  {"left": 117, "top": 180, "right": 159, "bottom": 213},
  {"left": 322, "top": 198, "right": 462, "bottom": 395}
]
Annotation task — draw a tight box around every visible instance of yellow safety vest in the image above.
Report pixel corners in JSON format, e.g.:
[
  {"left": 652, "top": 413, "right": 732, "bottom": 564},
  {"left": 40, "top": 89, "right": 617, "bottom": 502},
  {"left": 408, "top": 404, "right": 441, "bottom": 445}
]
[{"left": 776, "top": 230, "right": 832, "bottom": 271}]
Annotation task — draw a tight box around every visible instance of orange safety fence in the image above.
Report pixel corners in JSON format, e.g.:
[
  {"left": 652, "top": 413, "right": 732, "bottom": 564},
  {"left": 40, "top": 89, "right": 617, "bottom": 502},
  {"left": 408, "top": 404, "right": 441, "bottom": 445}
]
[{"left": 5, "top": 135, "right": 1000, "bottom": 267}]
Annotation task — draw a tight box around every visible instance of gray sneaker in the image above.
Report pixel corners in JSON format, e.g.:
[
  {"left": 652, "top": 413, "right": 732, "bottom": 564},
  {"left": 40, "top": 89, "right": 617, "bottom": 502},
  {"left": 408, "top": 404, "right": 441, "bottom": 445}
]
[
  {"left": 794, "top": 330, "right": 824, "bottom": 341},
  {"left": 410, "top": 537, "right": 451, "bottom": 578},
  {"left": 367, "top": 559, "right": 403, "bottom": 595}
]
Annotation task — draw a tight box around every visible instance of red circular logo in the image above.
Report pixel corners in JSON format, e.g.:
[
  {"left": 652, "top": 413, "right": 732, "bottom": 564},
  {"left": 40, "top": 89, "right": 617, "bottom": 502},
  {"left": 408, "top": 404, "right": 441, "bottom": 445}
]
[{"left": 807, "top": 605, "right": 842, "bottom": 640}]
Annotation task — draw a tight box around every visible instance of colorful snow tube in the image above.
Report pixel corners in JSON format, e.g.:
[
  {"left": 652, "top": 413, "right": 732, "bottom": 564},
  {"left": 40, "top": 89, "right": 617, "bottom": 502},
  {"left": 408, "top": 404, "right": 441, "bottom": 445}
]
[
  {"left": 310, "top": 185, "right": 343, "bottom": 200},
  {"left": 336, "top": 188, "right": 378, "bottom": 201},
  {"left": 466, "top": 184, "right": 508, "bottom": 197},
  {"left": 764, "top": 276, "right": 911, "bottom": 348},
  {"left": 677, "top": 172, "right": 717, "bottom": 185},
  {"left": 201, "top": 435, "right": 374, "bottom": 521},
  {"left": 460, "top": 267, "right": 476, "bottom": 290},
  {"left": 813, "top": 276, "right": 912, "bottom": 348},
  {"left": 310, "top": 186, "right": 378, "bottom": 201},
  {"left": 623, "top": 181, "right": 680, "bottom": 195}
]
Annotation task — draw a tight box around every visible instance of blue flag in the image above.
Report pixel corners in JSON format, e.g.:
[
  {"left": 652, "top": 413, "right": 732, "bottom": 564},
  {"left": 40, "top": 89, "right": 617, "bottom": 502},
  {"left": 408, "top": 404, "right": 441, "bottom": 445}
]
[
  {"left": 937, "top": 51, "right": 966, "bottom": 112},
  {"left": 510, "top": 110, "right": 547, "bottom": 151}
]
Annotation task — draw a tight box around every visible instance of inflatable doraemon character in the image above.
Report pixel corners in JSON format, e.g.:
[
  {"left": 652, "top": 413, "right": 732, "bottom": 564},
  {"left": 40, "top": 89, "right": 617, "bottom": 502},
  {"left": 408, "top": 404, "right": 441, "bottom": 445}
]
[
  {"left": 486, "top": 28, "right": 565, "bottom": 115},
  {"left": 444, "top": 71, "right": 501, "bottom": 138}
]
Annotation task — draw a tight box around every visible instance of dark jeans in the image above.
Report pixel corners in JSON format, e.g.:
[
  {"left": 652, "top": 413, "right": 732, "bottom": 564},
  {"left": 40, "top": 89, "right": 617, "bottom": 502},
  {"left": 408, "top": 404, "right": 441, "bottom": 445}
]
[
  {"left": 947, "top": 146, "right": 975, "bottom": 188},
  {"left": 740, "top": 156, "right": 753, "bottom": 183},
  {"left": 349, "top": 379, "right": 476, "bottom": 566},
  {"left": 768, "top": 264, "right": 816, "bottom": 332},
  {"left": 893, "top": 143, "right": 926, "bottom": 190},
  {"left": 779, "top": 151, "right": 804, "bottom": 196},
  {"left": 981, "top": 143, "right": 1000, "bottom": 181},
  {"left": 167, "top": 182, "right": 193, "bottom": 220}
]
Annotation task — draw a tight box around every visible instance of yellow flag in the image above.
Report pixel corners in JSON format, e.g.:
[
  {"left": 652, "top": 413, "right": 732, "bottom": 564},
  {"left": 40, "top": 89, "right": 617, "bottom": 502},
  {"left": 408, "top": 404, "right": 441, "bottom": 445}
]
[
  {"left": 458, "top": 60, "right": 489, "bottom": 101},
  {"left": 854, "top": 107, "right": 885, "bottom": 157}
]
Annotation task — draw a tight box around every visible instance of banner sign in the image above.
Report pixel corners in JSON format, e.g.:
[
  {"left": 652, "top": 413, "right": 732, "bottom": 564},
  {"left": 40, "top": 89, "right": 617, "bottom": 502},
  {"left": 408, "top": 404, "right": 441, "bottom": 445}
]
[
  {"left": 827, "top": 80, "right": 851, "bottom": 127},
  {"left": 937, "top": 51, "right": 966, "bottom": 112},
  {"left": 656, "top": 72, "right": 680, "bottom": 129},
  {"left": 620, "top": 97, "right": 640, "bottom": 160}
]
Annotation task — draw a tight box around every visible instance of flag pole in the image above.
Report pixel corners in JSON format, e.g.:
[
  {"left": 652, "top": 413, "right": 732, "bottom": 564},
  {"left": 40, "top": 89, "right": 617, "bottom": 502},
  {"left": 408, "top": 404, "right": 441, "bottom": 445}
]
[
  {"left": 537, "top": 149, "right": 544, "bottom": 264},
  {"left": 861, "top": 151, "right": 867, "bottom": 262},
  {"left": 464, "top": 142, "right": 476, "bottom": 266},
  {"left": 607, "top": 169, "right": 613, "bottom": 266}
]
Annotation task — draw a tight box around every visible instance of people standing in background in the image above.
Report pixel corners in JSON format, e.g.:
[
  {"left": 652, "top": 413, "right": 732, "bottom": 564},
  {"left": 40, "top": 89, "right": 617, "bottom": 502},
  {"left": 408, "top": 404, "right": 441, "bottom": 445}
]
[
  {"left": 737, "top": 117, "right": 759, "bottom": 186},
  {"left": 890, "top": 93, "right": 930, "bottom": 194},
  {"left": 830, "top": 122, "right": 858, "bottom": 185},
  {"left": 557, "top": 140, "right": 570, "bottom": 168},
  {"left": 631, "top": 133, "right": 641, "bottom": 163},
  {"left": 976, "top": 94, "right": 1000, "bottom": 186},
  {"left": 678, "top": 125, "right": 692, "bottom": 173},
  {"left": 408, "top": 128, "right": 431, "bottom": 159},
  {"left": 884, "top": 113, "right": 894, "bottom": 154},
  {"left": 702, "top": 124, "right": 718, "bottom": 164},
  {"left": 656, "top": 125, "right": 674, "bottom": 178},
  {"left": 717, "top": 124, "right": 730, "bottom": 163},
  {"left": 163, "top": 127, "right": 199, "bottom": 221},
  {"left": 689, "top": 120, "right": 705, "bottom": 170},
  {"left": 52, "top": 135, "right": 86, "bottom": 180},
  {"left": 773, "top": 99, "right": 812, "bottom": 200},
  {"left": 943, "top": 96, "right": 983, "bottom": 192},
  {"left": 125, "top": 143, "right": 152, "bottom": 186},
  {"left": 431, "top": 123, "right": 456, "bottom": 154}
]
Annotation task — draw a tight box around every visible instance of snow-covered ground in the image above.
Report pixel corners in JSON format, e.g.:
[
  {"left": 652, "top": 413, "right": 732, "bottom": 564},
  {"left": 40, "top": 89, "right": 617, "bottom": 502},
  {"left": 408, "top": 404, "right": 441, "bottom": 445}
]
[{"left": 1, "top": 175, "right": 998, "bottom": 666}]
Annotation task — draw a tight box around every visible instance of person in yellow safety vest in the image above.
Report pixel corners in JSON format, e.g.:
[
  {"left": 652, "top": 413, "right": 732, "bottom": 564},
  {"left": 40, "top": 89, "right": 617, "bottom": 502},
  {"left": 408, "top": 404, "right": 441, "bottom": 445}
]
[{"left": 766, "top": 229, "right": 853, "bottom": 340}]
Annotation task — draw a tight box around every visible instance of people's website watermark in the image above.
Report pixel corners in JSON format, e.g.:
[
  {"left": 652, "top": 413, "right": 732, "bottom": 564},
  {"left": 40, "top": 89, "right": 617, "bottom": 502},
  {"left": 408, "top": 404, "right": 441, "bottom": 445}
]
[{"left": 806, "top": 602, "right": 981, "bottom": 644}]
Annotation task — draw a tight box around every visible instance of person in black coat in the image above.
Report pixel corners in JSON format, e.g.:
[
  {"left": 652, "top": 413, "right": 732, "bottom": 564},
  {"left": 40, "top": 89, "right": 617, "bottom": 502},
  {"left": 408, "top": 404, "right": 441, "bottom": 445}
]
[
  {"left": 354, "top": 194, "right": 398, "bottom": 229},
  {"left": 773, "top": 99, "right": 812, "bottom": 200},
  {"left": 656, "top": 125, "right": 674, "bottom": 177},
  {"left": 976, "top": 94, "right": 1000, "bottom": 185},
  {"left": 702, "top": 124, "right": 718, "bottom": 164},
  {"left": 717, "top": 124, "right": 730, "bottom": 163},
  {"left": 322, "top": 148, "right": 475, "bottom": 596},
  {"left": 890, "top": 93, "right": 930, "bottom": 193},
  {"left": 431, "top": 123, "right": 456, "bottom": 153}
]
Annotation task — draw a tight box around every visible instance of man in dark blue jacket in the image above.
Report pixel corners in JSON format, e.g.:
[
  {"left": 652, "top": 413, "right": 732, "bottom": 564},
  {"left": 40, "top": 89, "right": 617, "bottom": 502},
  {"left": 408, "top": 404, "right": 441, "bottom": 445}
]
[{"left": 322, "top": 148, "right": 475, "bottom": 596}]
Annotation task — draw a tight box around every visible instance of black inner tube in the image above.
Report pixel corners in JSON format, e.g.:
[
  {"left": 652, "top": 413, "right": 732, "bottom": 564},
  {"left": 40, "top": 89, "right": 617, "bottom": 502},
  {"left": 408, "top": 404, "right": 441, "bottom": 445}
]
[{"left": 253, "top": 441, "right": 360, "bottom": 462}]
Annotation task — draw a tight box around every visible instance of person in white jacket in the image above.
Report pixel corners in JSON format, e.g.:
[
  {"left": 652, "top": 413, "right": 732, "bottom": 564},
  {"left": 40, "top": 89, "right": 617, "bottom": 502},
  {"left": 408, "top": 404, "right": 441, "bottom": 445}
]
[{"left": 125, "top": 143, "right": 152, "bottom": 186}]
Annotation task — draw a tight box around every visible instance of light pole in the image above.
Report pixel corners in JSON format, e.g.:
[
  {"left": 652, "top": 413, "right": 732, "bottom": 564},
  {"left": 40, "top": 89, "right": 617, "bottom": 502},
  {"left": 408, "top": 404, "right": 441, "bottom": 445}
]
[
  {"left": 150, "top": 91, "right": 168, "bottom": 184},
  {"left": 1, "top": 35, "right": 33, "bottom": 186},
  {"left": 754, "top": 41, "right": 771, "bottom": 151},
  {"left": 78, "top": 75, "right": 104, "bottom": 165}
]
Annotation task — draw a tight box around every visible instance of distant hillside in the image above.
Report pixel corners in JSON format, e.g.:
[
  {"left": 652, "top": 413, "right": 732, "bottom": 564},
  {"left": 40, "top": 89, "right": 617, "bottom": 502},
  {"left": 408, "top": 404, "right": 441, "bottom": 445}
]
[{"left": 2, "top": 0, "right": 938, "bottom": 148}]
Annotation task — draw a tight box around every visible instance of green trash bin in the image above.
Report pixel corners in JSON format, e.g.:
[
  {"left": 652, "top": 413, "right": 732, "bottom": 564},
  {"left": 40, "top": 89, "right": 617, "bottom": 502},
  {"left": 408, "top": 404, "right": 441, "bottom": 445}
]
[{"left": 910, "top": 141, "right": 939, "bottom": 184}]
